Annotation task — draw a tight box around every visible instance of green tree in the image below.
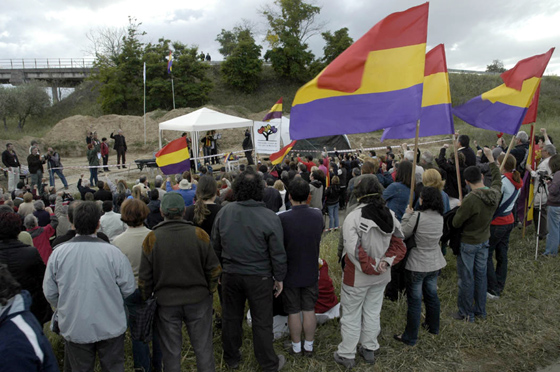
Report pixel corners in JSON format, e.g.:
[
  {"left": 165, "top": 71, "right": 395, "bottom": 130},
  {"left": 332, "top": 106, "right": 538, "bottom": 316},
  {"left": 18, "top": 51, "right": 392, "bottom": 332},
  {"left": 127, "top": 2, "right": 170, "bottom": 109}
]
[
  {"left": 221, "top": 28, "right": 263, "bottom": 93},
  {"left": 144, "top": 40, "right": 213, "bottom": 110},
  {"left": 261, "top": 0, "right": 324, "bottom": 81},
  {"left": 0, "top": 86, "right": 16, "bottom": 130},
  {"left": 94, "top": 17, "right": 145, "bottom": 115},
  {"left": 12, "top": 82, "right": 50, "bottom": 130},
  {"left": 322, "top": 27, "right": 353, "bottom": 65},
  {"left": 92, "top": 18, "right": 212, "bottom": 114},
  {"left": 486, "top": 59, "right": 506, "bottom": 73},
  {"left": 216, "top": 29, "right": 237, "bottom": 58}
]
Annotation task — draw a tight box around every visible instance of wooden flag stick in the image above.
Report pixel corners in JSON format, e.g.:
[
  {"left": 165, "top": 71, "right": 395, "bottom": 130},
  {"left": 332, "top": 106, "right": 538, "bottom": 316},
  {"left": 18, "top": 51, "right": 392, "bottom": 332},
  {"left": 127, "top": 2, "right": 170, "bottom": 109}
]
[
  {"left": 522, "top": 124, "right": 536, "bottom": 239},
  {"left": 500, "top": 136, "right": 517, "bottom": 173},
  {"left": 452, "top": 134, "right": 463, "bottom": 201},
  {"left": 408, "top": 120, "right": 420, "bottom": 208}
]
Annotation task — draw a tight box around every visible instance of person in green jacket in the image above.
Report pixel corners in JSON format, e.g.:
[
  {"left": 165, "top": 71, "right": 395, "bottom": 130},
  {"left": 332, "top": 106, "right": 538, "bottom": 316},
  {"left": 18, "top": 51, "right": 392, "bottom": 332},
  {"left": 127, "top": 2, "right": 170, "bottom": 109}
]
[
  {"left": 86, "top": 142, "right": 100, "bottom": 187},
  {"left": 452, "top": 147, "right": 502, "bottom": 322}
]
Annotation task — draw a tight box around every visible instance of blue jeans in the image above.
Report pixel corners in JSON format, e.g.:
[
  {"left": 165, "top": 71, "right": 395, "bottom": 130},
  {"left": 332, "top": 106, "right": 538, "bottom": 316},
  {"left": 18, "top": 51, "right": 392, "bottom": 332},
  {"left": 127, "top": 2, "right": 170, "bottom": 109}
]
[
  {"left": 89, "top": 167, "right": 98, "bottom": 187},
  {"left": 545, "top": 206, "right": 560, "bottom": 256},
  {"left": 457, "top": 241, "right": 489, "bottom": 322},
  {"left": 487, "top": 224, "right": 513, "bottom": 296},
  {"left": 401, "top": 270, "right": 440, "bottom": 345},
  {"left": 124, "top": 290, "right": 163, "bottom": 372},
  {"left": 327, "top": 204, "right": 339, "bottom": 229},
  {"left": 49, "top": 168, "right": 68, "bottom": 188}
]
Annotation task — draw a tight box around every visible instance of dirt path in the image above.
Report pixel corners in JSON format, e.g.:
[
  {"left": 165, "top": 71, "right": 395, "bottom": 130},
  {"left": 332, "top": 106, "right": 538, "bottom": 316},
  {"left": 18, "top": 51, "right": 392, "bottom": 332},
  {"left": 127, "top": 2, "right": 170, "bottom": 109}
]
[{"left": 1, "top": 151, "right": 157, "bottom": 195}]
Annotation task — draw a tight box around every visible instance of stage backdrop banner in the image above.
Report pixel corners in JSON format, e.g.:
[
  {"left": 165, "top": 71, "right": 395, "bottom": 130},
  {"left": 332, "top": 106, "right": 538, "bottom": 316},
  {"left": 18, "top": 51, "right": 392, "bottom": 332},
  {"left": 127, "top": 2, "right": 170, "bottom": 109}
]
[{"left": 253, "top": 119, "right": 281, "bottom": 154}]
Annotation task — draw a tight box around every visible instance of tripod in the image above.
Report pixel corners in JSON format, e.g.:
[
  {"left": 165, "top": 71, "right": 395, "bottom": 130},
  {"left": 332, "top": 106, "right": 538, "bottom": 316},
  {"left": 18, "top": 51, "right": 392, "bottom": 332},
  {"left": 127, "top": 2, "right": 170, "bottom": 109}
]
[{"left": 529, "top": 176, "right": 548, "bottom": 260}]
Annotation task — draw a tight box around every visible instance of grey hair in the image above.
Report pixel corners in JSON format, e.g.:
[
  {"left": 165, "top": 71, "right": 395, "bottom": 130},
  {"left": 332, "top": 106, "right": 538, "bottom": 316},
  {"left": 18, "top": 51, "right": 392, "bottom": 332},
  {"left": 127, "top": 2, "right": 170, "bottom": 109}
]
[
  {"left": 421, "top": 150, "right": 434, "bottom": 164},
  {"left": 404, "top": 150, "right": 415, "bottom": 162},
  {"left": 33, "top": 200, "right": 45, "bottom": 210},
  {"left": 544, "top": 144, "right": 557, "bottom": 156},
  {"left": 516, "top": 131, "right": 529, "bottom": 143},
  {"left": 24, "top": 214, "right": 38, "bottom": 229},
  {"left": 82, "top": 179, "right": 90, "bottom": 187}
]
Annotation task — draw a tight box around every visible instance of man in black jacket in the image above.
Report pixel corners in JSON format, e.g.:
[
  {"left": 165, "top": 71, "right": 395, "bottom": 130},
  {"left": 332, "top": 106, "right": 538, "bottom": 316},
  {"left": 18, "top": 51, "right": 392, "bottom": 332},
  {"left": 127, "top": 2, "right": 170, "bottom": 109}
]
[
  {"left": 93, "top": 181, "right": 113, "bottom": 202},
  {"left": 2, "top": 143, "right": 20, "bottom": 192},
  {"left": 212, "top": 170, "right": 287, "bottom": 371},
  {"left": 457, "top": 135, "right": 477, "bottom": 167},
  {"left": 77, "top": 175, "right": 96, "bottom": 201},
  {"left": 110, "top": 129, "right": 127, "bottom": 168},
  {"left": 0, "top": 210, "right": 53, "bottom": 325},
  {"left": 242, "top": 129, "right": 254, "bottom": 165}
]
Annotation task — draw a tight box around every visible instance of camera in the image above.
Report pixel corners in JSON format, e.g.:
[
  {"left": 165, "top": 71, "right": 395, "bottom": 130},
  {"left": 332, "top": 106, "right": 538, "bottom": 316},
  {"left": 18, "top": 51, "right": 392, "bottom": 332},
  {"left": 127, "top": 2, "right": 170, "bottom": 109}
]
[{"left": 538, "top": 170, "right": 552, "bottom": 182}]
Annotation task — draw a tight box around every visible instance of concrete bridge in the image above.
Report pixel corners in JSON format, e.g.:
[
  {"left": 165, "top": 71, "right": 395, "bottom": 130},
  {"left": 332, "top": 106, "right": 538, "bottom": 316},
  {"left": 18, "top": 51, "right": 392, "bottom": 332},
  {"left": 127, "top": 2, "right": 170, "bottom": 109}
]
[{"left": 0, "top": 58, "right": 97, "bottom": 102}]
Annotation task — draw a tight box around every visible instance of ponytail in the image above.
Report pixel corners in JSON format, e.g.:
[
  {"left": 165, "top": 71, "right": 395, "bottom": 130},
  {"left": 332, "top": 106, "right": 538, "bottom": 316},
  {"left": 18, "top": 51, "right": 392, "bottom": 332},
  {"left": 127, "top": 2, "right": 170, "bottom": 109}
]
[{"left": 193, "top": 198, "right": 210, "bottom": 225}]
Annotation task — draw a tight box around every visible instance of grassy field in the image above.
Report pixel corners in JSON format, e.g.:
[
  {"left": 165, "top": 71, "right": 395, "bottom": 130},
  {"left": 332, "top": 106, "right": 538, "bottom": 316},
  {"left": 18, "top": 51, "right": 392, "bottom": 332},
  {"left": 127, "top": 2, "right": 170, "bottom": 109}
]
[{"left": 45, "top": 223, "right": 560, "bottom": 372}]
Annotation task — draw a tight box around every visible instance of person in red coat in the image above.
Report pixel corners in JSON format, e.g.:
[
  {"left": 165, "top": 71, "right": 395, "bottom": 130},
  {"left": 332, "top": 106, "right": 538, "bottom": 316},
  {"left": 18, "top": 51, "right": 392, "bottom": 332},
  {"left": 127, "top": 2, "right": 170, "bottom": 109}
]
[
  {"left": 24, "top": 212, "right": 58, "bottom": 264},
  {"left": 100, "top": 137, "right": 110, "bottom": 172}
]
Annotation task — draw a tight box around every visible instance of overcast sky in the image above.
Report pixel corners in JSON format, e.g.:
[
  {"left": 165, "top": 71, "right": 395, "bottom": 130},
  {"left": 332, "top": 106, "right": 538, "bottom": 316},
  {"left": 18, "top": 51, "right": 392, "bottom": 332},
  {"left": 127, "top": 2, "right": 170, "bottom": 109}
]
[{"left": 1, "top": 0, "right": 559, "bottom": 74}]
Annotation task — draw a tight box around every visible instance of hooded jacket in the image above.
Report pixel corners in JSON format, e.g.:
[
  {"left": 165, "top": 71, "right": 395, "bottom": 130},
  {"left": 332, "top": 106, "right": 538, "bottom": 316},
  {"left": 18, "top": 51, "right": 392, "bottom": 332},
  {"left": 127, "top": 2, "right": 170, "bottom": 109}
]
[
  {"left": 0, "top": 240, "right": 53, "bottom": 325},
  {"left": 452, "top": 163, "right": 502, "bottom": 244},
  {"left": 212, "top": 199, "right": 287, "bottom": 281},
  {"left": 342, "top": 204, "right": 405, "bottom": 287},
  {"left": 309, "top": 180, "right": 324, "bottom": 209},
  {"left": 0, "top": 291, "right": 59, "bottom": 372},
  {"left": 145, "top": 200, "right": 164, "bottom": 229},
  {"left": 491, "top": 173, "right": 523, "bottom": 226}
]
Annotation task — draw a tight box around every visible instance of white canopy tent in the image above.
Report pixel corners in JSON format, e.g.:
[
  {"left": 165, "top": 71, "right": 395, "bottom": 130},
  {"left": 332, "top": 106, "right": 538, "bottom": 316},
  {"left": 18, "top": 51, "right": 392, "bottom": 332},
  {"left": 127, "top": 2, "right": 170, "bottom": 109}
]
[{"left": 158, "top": 107, "right": 254, "bottom": 171}]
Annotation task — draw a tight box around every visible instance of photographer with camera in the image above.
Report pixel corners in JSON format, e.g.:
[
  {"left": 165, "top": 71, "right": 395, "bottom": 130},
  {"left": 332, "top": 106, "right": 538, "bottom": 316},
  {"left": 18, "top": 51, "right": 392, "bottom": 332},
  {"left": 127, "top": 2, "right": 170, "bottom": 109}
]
[
  {"left": 527, "top": 143, "right": 556, "bottom": 239},
  {"left": 46, "top": 147, "right": 69, "bottom": 190}
]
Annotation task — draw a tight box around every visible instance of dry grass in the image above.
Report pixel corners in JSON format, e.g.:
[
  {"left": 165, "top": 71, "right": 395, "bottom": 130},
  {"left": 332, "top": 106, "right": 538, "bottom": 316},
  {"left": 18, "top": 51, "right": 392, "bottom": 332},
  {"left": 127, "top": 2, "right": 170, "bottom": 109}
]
[{"left": 44, "top": 223, "right": 560, "bottom": 371}]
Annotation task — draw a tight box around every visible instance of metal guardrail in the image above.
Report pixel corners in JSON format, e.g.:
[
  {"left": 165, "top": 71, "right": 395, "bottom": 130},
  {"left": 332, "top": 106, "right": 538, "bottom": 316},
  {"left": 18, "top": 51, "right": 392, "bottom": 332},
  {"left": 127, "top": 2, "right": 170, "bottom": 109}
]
[{"left": 0, "top": 58, "right": 96, "bottom": 69}]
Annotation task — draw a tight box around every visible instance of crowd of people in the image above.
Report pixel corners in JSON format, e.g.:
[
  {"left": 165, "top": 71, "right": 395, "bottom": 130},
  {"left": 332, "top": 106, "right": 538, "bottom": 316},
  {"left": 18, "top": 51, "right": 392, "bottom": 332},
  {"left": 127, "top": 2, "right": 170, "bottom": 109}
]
[{"left": 1, "top": 128, "right": 559, "bottom": 371}]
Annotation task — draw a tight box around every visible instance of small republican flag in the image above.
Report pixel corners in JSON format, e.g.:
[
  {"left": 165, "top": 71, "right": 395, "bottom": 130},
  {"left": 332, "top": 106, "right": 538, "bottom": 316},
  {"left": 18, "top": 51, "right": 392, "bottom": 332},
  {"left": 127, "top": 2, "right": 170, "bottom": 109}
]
[
  {"left": 167, "top": 50, "right": 173, "bottom": 74},
  {"left": 262, "top": 98, "right": 283, "bottom": 122}
]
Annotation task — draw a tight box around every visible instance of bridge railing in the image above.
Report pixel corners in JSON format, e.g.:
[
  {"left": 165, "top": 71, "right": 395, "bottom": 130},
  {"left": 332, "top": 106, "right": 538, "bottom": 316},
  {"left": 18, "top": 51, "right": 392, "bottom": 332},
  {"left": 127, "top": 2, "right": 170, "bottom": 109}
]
[{"left": 0, "top": 58, "right": 96, "bottom": 69}]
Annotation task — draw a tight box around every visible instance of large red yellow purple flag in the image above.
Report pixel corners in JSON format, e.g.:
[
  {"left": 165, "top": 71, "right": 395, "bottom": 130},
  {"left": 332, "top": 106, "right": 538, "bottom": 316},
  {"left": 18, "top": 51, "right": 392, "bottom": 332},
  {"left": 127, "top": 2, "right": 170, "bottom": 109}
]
[
  {"left": 156, "top": 137, "right": 190, "bottom": 174},
  {"left": 452, "top": 48, "right": 554, "bottom": 135},
  {"left": 382, "top": 44, "right": 454, "bottom": 140},
  {"left": 289, "top": 3, "right": 429, "bottom": 140}
]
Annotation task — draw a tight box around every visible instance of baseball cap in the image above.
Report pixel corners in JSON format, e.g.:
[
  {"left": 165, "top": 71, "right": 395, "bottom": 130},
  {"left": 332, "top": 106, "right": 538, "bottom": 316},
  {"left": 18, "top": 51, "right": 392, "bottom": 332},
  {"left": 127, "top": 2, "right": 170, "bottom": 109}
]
[{"left": 161, "top": 193, "right": 185, "bottom": 216}]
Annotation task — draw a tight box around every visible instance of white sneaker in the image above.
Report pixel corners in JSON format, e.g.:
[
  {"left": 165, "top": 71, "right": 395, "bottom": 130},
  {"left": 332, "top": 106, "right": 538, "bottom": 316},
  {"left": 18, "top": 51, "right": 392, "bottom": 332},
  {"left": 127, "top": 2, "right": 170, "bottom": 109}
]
[{"left": 487, "top": 292, "right": 500, "bottom": 300}]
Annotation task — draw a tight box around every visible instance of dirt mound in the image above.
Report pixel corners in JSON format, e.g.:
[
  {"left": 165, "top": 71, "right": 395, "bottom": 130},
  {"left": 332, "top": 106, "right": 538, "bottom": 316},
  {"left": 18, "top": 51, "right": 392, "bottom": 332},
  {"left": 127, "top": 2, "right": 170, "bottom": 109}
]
[{"left": 39, "top": 105, "right": 268, "bottom": 157}]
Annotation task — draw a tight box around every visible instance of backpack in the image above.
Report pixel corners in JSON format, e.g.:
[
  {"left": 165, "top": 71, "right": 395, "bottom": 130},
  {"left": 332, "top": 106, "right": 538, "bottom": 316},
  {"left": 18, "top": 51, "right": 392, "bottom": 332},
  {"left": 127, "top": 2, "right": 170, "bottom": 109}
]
[{"left": 441, "top": 206, "right": 462, "bottom": 255}]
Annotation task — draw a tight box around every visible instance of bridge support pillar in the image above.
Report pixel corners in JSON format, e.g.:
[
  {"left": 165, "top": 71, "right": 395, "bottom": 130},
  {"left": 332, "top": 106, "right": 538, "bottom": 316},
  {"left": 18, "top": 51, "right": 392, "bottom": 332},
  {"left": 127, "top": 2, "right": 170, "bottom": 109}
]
[{"left": 51, "top": 85, "right": 59, "bottom": 104}]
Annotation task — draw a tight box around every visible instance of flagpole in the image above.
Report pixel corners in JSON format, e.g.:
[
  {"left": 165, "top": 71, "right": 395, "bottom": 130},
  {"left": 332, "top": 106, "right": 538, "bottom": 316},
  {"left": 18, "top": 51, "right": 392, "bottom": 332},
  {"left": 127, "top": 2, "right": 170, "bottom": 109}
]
[
  {"left": 500, "top": 136, "right": 517, "bottom": 173},
  {"left": 522, "top": 123, "right": 536, "bottom": 239},
  {"left": 452, "top": 134, "right": 463, "bottom": 202},
  {"left": 143, "top": 62, "right": 146, "bottom": 145},
  {"left": 171, "top": 75, "right": 176, "bottom": 110},
  {"left": 408, "top": 120, "right": 420, "bottom": 208}
]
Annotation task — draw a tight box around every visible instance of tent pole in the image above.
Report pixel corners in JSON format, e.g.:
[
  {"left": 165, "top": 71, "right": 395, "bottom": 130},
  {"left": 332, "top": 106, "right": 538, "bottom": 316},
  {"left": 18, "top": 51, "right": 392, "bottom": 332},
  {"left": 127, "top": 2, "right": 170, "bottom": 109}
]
[
  {"left": 194, "top": 131, "right": 199, "bottom": 173},
  {"left": 158, "top": 130, "right": 162, "bottom": 149},
  {"left": 251, "top": 122, "right": 256, "bottom": 166}
]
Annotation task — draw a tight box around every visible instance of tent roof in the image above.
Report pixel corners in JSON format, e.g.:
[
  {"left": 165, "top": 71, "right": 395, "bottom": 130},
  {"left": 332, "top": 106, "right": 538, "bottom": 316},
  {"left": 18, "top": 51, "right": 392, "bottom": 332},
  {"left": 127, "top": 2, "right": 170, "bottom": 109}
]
[{"left": 159, "top": 107, "right": 253, "bottom": 132}]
